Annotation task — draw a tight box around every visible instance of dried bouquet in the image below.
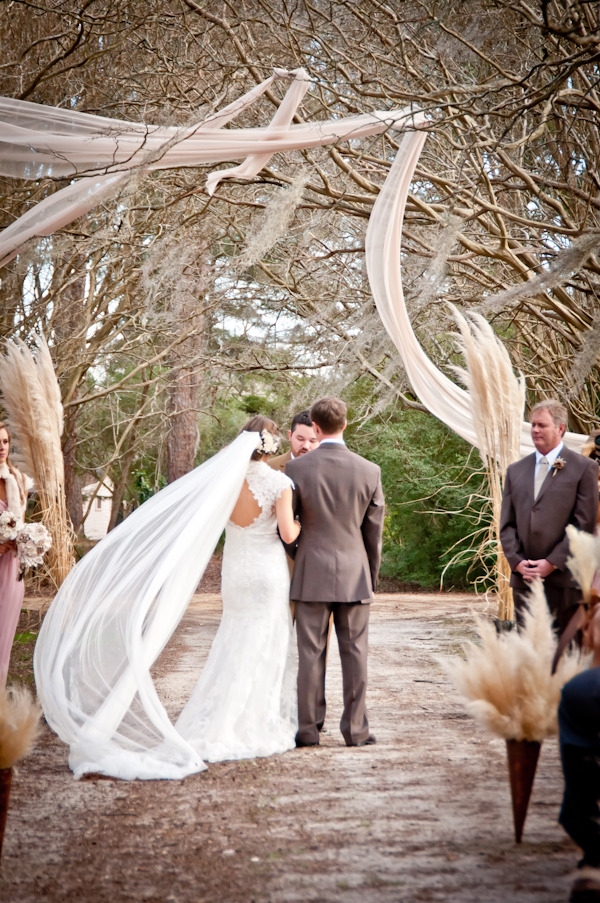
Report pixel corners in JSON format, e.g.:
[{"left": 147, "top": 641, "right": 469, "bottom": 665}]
[
  {"left": 15, "top": 522, "right": 52, "bottom": 574},
  {"left": 443, "top": 550, "right": 593, "bottom": 843},
  {"left": 0, "top": 511, "right": 19, "bottom": 543},
  {"left": 443, "top": 580, "right": 582, "bottom": 742},
  {"left": 0, "top": 514, "right": 52, "bottom": 576}
]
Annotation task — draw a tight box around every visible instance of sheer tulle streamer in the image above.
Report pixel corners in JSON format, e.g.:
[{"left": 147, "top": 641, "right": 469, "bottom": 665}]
[
  {"left": 33, "top": 432, "right": 259, "bottom": 780},
  {"left": 364, "top": 129, "right": 586, "bottom": 457},
  {"left": 1, "top": 68, "right": 587, "bottom": 454},
  {"left": 0, "top": 68, "right": 421, "bottom": 268}
]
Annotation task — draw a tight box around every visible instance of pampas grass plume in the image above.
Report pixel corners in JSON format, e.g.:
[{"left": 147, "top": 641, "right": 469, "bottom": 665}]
[
  {"left": 0, "top": 686, "right": 41, "bottom": 769},
  {"left": 566, "top": 525, "right": 600, "bottom": 603},
  {"left": 443, "top": 581, "right": 583, "bottom": 741}
]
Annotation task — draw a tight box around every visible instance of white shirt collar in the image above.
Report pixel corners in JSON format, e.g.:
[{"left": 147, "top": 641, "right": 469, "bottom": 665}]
[
  {"left": 535, "top": 442, "right": 564, "bottom": 466},
  {"left": 319, "top": 438, "right": 345, "bottom": 445}
]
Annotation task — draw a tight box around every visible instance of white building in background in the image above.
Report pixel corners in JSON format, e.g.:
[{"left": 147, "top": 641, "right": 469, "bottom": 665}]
[{"left": 82, "top": 478, "right": 114, "bottom": 540}]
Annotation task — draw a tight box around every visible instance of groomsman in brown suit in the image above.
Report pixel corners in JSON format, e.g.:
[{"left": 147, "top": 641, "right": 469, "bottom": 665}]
[
  {"left": 286, "top": 397, "right": 385, "bottom": 748},
  {"left": 270, "top": 410, "right": 320, "bottom": 624},
  {"left": 269, "top": 410, "right": 319, "bottom": 472},
  {"left": 500, "top": 399, "right": 599, "bottom": 634}
]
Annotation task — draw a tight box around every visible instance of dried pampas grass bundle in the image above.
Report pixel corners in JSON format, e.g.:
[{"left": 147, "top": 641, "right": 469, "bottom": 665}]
[
  {"left": 566, "top": 524, "right": 600, "bottom": 604},
  {"left": 450, "top": 305, "right": 525, "bottom": 620},
  {"left": 0, "top": 334, "right": 74, "bottom": 588},
  {"left": 443, "top": 581, "right": 583, "bottom": 741},
  {"left": 0, "top": 686, "right": 41, "bottom": 770}
]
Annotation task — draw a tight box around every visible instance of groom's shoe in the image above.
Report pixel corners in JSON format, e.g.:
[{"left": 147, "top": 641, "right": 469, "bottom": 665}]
[
  {"left": 295, "top": 738, "right": 319, "bottom": 748},
  {"left": 347, "top": 734, "right": 376, "bottom": 747}
]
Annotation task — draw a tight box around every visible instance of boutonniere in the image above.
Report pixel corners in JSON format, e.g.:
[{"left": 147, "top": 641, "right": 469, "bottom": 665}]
[{"left": 551, "top": 457, "right": 566, "bottom": 476}]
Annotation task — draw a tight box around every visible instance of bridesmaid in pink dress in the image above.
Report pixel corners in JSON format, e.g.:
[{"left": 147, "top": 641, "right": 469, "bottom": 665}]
[{"left": 0, "top": 423, "right": 27, "bottom": 688}]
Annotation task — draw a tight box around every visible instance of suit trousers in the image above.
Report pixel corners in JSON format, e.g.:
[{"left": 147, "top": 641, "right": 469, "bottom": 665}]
[
  {"left": 558, "top": 667, "right": 600, "bottom": 867},
  {"left": 512, "top": 584, "right": 581, "bottom": 636},
  {"left": 295, "top": 600, "right": 370, "bottom": 746}
]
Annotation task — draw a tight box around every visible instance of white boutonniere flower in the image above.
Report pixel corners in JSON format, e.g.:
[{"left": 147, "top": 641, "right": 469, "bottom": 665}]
[{"left": 551, "top": 457, "right": 566, "bottom": 477}]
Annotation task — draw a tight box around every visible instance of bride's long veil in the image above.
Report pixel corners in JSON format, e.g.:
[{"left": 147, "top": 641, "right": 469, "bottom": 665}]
[{"left": 33, "top": 431, "right": 260, "bottom": 780}]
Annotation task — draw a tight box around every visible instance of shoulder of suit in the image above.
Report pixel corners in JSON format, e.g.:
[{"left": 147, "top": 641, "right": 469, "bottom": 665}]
[
  {"left": 268, "top": 451, "right": 290, "bottom": 470},
  {"left": 507, "top": 452, "right": 535, "bottom": 471},
  {"left": 562, "top": 446, "right": 598, "bottom": 471},
  {"left": 314, "top": 444, "right": 380, "bottom": 471}
]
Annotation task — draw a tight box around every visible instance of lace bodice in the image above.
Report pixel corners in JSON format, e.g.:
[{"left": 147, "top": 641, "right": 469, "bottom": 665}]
[{"left": 231, "top": 460, "right": 293, "bottom": 529}]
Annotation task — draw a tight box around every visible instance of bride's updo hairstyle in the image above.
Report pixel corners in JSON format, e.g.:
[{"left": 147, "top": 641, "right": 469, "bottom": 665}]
[{"left": 240, "top": 415, "right": 282, "bottom": 460}]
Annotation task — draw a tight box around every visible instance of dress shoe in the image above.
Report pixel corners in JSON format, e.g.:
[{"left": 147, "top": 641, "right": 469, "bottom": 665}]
[
  {"left": 295, "top": 738, "right": 319, "bottom": 748},
  {"left": 347, "top": 734, "right": 376, "bottom": 747}
]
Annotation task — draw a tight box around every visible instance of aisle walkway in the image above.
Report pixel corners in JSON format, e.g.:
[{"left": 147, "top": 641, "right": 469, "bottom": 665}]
[{"left": 0, "top": 593, "right": 576, "bottom": 902}]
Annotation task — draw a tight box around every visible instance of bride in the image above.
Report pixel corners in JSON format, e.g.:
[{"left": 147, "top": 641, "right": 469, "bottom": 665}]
[
  {"left": 34, "top": 418, "right": 300, "bottom": 780},
  {"left": 176, "top": 416, "right": 300, "bottom": 762}
]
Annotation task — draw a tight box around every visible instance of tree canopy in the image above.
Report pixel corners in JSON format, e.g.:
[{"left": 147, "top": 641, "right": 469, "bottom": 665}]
[{"left": 1, "top": 0, "right": 598, "bottom": 582}]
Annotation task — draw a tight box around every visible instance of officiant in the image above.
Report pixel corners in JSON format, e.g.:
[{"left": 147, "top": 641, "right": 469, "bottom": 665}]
[{"left": 500, "top": 399, "right": 599, "bottom": 635}]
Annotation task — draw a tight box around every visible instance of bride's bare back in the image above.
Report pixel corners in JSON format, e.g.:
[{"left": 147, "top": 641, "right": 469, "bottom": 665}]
[
  {"left": 229, "top": 481, "right": 262, "bottom": 527},
  {"left": 228, "top": 462, "right": 300, "bottom": 543}
]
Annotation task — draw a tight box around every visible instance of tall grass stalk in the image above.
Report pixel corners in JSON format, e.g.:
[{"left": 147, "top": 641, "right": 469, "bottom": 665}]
[
  {"left": 450, "top": 306, "right": 525, "bottom": 619},
  {"left": 0, "top": 334, "right": 74, "bottom": 588}
]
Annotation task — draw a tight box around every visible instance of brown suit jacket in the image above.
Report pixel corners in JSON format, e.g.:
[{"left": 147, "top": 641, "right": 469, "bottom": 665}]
[
  {"left": 268, "top": 450, "right": 292, "bottom": 473},
  {"left": 286, "top": 442, "right": 384, "bottom": 603},
  {"left": 500, "top": 445, "right": 599, "bottom": 598}
]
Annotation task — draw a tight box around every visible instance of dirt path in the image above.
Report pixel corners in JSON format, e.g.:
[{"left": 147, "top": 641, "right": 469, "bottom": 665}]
[{"left": 0, "top": 593, "right": 577, "bottom": 902}]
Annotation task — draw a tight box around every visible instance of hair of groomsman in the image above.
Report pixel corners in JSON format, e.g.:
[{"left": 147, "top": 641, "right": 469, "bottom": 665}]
[{"left": 309, "top": 396, "right": 347, "bottom": 438}]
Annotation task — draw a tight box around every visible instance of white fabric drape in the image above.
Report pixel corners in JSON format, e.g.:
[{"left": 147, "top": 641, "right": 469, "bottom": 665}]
[
  {"left": 364, "top": 129, "right": 587, "bottom": 456},
  {"left": 0, "top": 68, "right": 420, "bottom": 268},
  {"left": 0, "top": 68, "right": 586, "bottom": 453},
  {"left": 33, "top": 432, "right": 260, "bottom": 780}
]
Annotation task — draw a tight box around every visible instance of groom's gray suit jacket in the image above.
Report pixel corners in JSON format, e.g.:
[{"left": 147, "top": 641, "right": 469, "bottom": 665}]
[{"left": 286, "top": 442, "right": 384, "bottom": 603}]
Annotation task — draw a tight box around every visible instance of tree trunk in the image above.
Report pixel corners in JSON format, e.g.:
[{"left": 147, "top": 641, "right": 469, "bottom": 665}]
[
  {"left": 167, "top": 367, "right": 201, "bottom": 483},
  {"left": 62, "top": 403, "right": 82, "bottom": 534},
  {"left": 166, "top": 267, "right": 205, "bottom": 484}
]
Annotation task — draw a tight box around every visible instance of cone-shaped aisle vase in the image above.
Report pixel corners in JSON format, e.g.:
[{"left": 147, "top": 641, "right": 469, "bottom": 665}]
[
  {"left": 506, "top": 739, "right": 541, "bottom": 843},
  {"left": 0, "top": 766, "right": 12, "bottom": 857}
]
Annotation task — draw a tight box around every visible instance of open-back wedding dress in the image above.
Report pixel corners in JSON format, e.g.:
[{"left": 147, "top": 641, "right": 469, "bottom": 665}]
[
  {"left": 34, "top": 432, "right": 295, "bottom": 780},
  {"left": 176, "top": 459, "right": 296, "bottom": 762}
]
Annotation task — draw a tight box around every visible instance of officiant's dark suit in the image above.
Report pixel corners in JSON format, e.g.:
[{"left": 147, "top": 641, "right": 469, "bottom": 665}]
[
  {"left": 286, "top": 397, "right": 384, "bottom": 748},
  {"left": 500, "top": 400, "right": 599, "bottom": 632}
]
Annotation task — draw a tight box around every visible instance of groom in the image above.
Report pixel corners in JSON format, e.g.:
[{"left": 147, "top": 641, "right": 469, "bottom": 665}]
[{"left": 286, "top": 397, "right": 384, "bottom": 747}]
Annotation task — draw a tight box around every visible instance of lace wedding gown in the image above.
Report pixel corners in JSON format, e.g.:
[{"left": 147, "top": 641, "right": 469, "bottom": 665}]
[
  {"left": 176, "top": 460, "right": 297, "bottom": 761},
  {"left": 34, "top": 433, "right": 296, "bottom": 779}
]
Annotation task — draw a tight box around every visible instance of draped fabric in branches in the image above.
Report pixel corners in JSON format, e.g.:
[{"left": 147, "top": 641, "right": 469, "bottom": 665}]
[{"left": 0, "top": 69, "right": 588, "bottom": 454}]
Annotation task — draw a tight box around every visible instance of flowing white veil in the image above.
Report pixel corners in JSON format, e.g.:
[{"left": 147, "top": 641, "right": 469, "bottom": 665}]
[{"left": 33, "top": 431, "right": 260, "bottom": 780}]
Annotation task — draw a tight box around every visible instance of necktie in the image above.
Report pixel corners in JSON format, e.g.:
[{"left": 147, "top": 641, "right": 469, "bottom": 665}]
[{"left": 534, "top": 456, "right": 549, "bottom": 499}]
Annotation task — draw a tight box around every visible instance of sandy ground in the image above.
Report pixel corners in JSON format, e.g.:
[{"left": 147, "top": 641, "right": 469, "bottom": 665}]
[{"left": 0, "top": 591, "right": 578, "bottom": 903}]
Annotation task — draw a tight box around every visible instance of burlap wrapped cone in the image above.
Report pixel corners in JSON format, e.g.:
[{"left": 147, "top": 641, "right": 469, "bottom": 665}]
[
  {"left": 0, "top": 767, "right": 12, "bottom": 856},
  {"left": 505, "top": 738, "right": 542, "bottom": 843},
  {"left": 0, "top": 687, "right": 40, "bottom": 859}
]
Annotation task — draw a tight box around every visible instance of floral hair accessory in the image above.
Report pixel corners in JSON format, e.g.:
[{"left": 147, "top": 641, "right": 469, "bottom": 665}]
[
  {"left": 257, "top": 429, "right": 281, "bottom": 455},
  {"left": 551, "top": 457, "right": 566, "bottom": 476}
]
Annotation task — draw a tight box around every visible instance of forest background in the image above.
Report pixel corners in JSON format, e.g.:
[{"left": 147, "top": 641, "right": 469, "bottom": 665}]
[{"left": 1, "top": 0, "right": 599, "bottom": 591}]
